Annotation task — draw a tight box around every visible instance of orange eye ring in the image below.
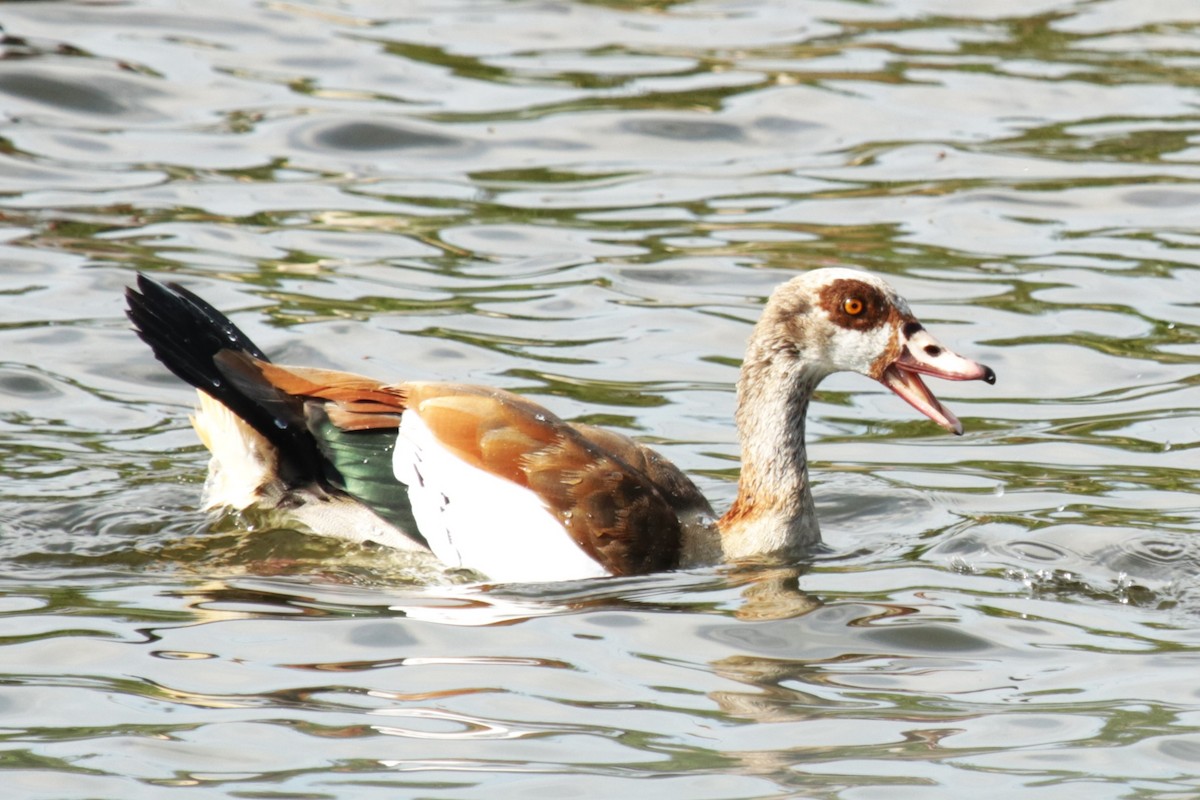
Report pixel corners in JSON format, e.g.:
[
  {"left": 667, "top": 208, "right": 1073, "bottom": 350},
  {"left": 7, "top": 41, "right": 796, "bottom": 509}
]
[{"left": 843, "top": 297, "right": 864, "bottom": 316}]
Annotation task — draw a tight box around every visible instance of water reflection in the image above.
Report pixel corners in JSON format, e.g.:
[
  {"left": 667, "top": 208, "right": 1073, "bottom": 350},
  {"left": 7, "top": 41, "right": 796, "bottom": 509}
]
[{"left": 1, "top": 0, "right": 1200, "bottom": 795}]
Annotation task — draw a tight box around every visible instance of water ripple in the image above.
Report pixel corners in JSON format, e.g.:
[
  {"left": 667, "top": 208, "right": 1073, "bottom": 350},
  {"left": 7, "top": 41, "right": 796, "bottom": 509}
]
[{"left": 1, "top": 0, "right": 1200, "bottom": 796}]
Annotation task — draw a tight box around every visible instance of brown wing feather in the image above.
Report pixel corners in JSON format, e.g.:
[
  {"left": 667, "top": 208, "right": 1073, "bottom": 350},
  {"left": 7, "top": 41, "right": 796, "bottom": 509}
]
[
  {"left": 215, "top": 354, "right": 410, "bottom": 432},
  {"left": 250, "top": 360, "right": 399, "bottom": 401},
  {"left": 403, "top": 383, "right": 685, "bottom": 575},
  {"left": 206, "top": 358, "right": 694, "bottom": 576},
  {"left": 569, "top": 423, "right": 714, "bottom": 517}
]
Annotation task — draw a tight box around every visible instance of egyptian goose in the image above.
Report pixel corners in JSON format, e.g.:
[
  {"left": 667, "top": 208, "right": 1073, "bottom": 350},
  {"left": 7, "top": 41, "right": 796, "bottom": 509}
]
[{"left": 126, "top": 269, "right": 994, "bottom": 583}]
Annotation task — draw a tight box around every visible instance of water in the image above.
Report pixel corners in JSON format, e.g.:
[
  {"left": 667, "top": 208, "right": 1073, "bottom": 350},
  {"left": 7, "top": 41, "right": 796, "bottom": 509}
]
[{"left": 1, "top": 0, "right": 1199, "bottom": 796}]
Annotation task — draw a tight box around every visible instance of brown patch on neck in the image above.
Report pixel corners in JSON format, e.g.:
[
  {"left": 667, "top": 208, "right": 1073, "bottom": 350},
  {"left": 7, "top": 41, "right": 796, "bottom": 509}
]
[
  {"left": 719, "top": 444, "right": 807, "bottom": 533},
  {"left": 719, "top": 493, "right": 755, "bottom": 531}
]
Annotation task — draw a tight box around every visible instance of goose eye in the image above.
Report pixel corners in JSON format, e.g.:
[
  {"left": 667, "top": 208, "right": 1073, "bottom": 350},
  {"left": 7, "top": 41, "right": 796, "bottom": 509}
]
[{"left": 843, "top": 297, "right": 864, "bottom": 316}]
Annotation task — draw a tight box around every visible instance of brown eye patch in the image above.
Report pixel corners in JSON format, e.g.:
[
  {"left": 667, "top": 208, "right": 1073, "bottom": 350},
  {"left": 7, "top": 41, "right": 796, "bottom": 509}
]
[{"left": 817, "top": 278, "right": 889, "bottom": 331}]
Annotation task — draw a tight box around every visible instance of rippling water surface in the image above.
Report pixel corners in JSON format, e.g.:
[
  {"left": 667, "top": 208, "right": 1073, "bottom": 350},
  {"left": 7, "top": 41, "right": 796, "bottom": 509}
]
[{"left": 1, "top": 0, "right": 1200, "bottom": 796}]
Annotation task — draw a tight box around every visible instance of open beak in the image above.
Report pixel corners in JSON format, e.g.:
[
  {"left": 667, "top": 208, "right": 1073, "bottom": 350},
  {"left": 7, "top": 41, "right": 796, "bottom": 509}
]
[{"left": 877, "top": 323, "right": 995, "bottom": 435}]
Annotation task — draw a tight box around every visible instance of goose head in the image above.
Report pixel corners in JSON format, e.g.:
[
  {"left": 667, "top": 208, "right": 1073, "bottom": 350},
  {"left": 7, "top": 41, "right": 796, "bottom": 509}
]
[
  {"left": 760, "top": 267, "right": 994, "bottom": 433},
  {"left": 722, "top": 267, "right": 994, "bottom": 559}
]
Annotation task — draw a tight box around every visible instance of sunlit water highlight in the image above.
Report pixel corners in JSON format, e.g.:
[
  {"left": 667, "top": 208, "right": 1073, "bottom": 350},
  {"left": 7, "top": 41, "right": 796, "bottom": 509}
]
[{"left": 1, "top": 0, "right": 1199, "bottom": 797}]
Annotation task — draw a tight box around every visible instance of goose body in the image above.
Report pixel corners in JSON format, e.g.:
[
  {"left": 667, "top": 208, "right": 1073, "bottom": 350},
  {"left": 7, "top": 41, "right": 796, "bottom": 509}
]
[{"left": 126, "top": 269, "right": 993, "bottom": 583}]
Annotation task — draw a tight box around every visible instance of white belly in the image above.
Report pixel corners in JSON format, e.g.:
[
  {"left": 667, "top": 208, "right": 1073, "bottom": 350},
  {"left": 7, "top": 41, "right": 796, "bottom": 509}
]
[{"left": 392, "top": 410, "right": 611, "bottom": 583}]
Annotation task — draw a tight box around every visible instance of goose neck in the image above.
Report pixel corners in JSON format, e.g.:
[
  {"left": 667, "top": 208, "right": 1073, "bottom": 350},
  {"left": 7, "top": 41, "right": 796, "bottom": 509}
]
[{"left": 720, "top": 345, "right": 825, "bottom": 560}]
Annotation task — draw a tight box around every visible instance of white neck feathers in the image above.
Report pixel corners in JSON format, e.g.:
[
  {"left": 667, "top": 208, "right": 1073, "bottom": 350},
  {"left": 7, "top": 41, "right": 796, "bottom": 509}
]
[{"left": 719, "top": 295, "right": 829, "bottom": 560}]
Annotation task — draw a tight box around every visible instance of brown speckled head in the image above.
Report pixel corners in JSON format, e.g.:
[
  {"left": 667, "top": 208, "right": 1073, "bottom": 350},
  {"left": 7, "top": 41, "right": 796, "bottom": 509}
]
[{"left": 752, "top": 267, "right": 993, "bottom": 433}]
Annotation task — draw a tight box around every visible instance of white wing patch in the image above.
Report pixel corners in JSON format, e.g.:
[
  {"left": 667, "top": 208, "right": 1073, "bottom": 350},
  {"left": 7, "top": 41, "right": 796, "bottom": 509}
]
[
  {"left": 192, "top": 389, "right": 274, "bottom": 511},
  {"left": 392, "top": 409, "right": 611, "bottom": 584}
]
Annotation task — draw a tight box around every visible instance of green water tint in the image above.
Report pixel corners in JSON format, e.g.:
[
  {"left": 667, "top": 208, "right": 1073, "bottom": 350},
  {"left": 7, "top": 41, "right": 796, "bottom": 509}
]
[{"left": 0, "top": 0, "right": 1199, "bottom": 796}]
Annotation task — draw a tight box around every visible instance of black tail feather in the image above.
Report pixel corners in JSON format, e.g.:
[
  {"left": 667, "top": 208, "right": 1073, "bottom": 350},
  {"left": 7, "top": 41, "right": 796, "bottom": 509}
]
[{"left": 125, "top": 274, "right": 324, "bottom": 485}]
